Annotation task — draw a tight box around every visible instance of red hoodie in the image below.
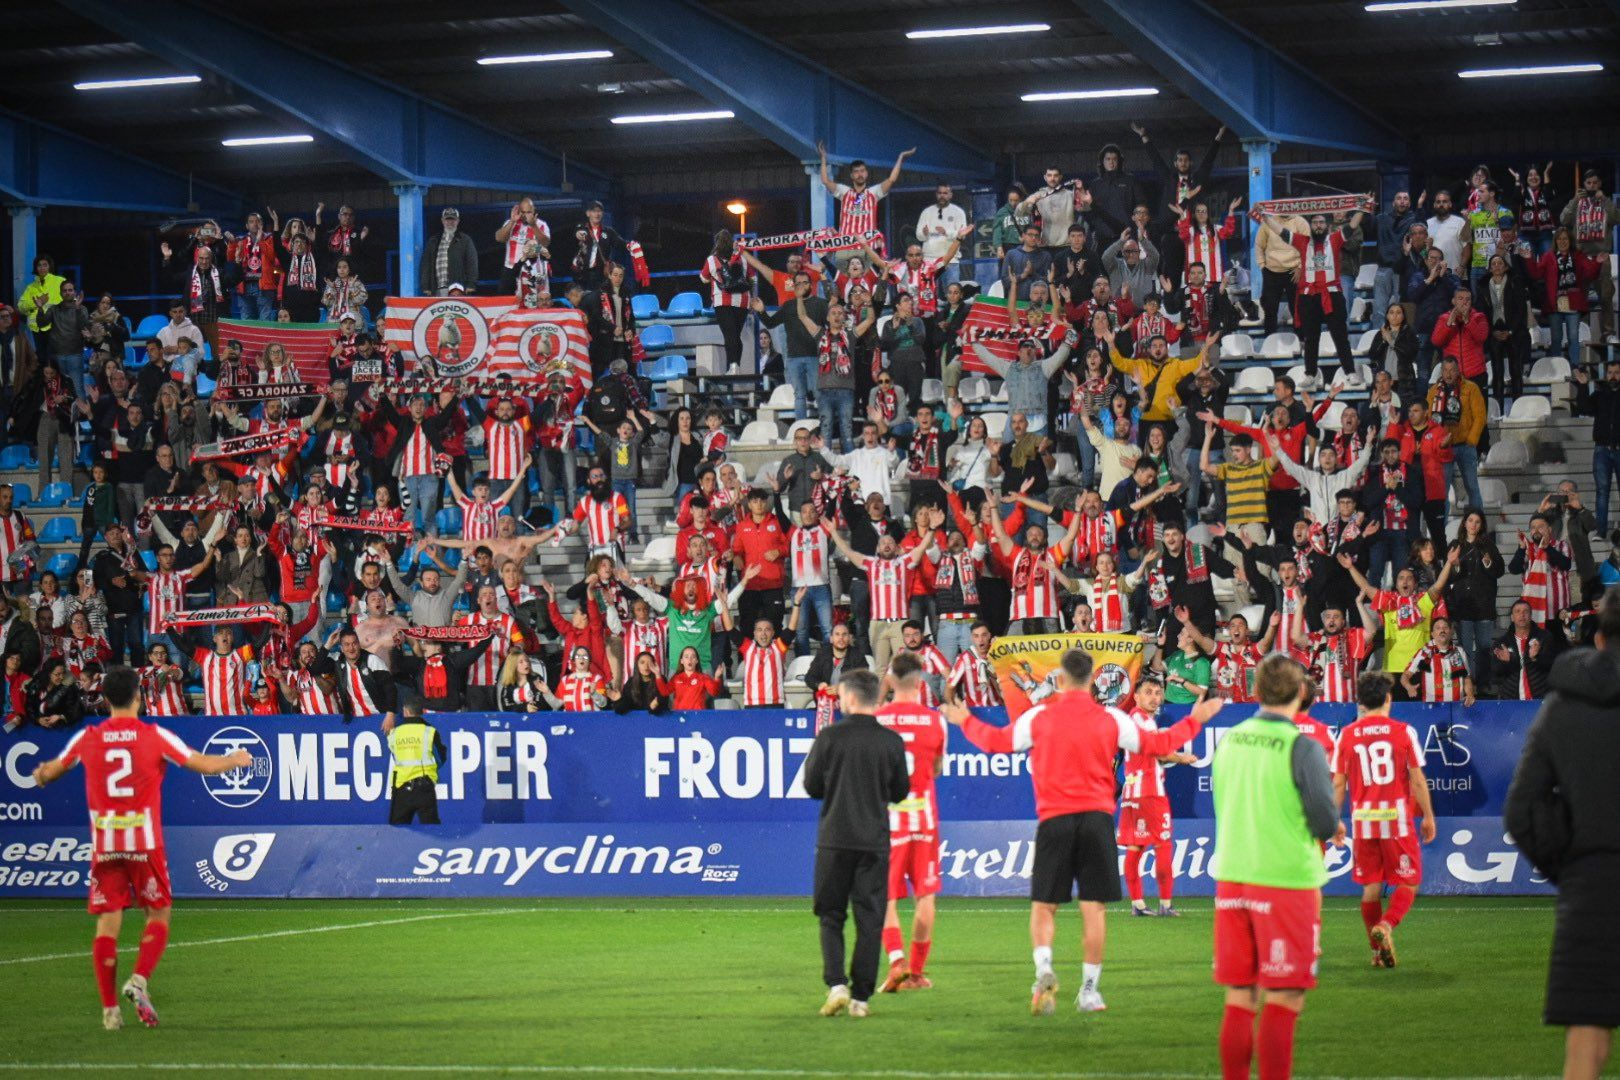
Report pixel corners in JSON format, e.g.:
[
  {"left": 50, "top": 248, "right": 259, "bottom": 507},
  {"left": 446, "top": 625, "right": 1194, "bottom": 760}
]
[{"left": 548, "top": 595, "right": 610, "bottom": 678}]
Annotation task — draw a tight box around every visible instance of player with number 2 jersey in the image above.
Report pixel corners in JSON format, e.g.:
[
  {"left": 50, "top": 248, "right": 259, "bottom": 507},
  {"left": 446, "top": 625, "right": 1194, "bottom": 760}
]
[{"left": 31, "top": 665, "right": 254, "bottom": 1031}]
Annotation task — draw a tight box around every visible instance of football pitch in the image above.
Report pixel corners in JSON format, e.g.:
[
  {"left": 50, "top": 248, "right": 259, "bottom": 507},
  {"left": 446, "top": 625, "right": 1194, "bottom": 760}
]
[{"left": 0, "top": 896, "right": 1570, "bottom": 1079}]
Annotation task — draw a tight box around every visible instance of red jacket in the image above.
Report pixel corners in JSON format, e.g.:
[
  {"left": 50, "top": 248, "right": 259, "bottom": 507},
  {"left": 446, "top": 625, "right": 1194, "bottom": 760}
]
[
  {"left": 1400, "top": 421, "right": 1453, "bottom": 501},
  {"left": 732, "top": 514, "right": 790, "bottom": 590},
  {"left": 1526, "top": 249, "right": 1602, "bottom": 313},
  {"left": 548, "top": 597, "right": 610, "bottom": 678},
  {"left": 676, "top": 522, "right": 730, "bottom": 565},
  {"left": 1430, "top": 309, "right": 1489, "bottom": 379},
  {"left": 962, "top": 689, "right": 1202, "bottom": 820},
  {"left": 229, "top": 234, "right": 281, "bottom": 292}
]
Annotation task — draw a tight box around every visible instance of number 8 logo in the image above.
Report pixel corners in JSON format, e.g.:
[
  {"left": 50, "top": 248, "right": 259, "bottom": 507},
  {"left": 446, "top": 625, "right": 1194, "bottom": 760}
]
[{"left": 210, "top": 833, "right": 277, "bottom": 883}]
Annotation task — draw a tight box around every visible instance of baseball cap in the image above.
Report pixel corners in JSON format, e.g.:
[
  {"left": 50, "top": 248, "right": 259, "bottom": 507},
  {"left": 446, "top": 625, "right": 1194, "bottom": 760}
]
[{"left": 441, "top": 207, "right": 460, "bottom": 219}]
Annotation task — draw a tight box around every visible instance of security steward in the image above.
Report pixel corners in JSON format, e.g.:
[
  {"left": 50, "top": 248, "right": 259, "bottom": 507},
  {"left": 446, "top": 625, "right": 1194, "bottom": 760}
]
[
  {"left": 802, "top": 668, "right": 910, "bottom": 1019},
  {"left": 385, "top": 700, "right": 446, "bottom": 825}
]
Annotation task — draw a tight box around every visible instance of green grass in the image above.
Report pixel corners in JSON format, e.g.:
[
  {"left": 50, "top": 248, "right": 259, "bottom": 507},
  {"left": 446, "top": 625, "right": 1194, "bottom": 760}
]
[{"left": 0, "top": 896, "right": 1575, "bottom": 1079}]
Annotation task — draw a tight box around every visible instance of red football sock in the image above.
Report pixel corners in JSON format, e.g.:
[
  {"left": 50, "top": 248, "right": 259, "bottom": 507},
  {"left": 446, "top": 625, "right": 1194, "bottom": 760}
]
[
  {"left": 882, "top": 926, "right": 904, "bottom": 962},
  {"left": 1258, "top": 1003, "right": 1299, "bottom": 1080},
  {"left": 1220, "top": 1003, "right": 1256, "bottom": 1080},
  {"left": 92, "top": 935, "right": 118, "bottom": 1008},
  {"left": 134, "top": 921, "right": 169, "bottom": 980},
  {"left": 910, "top": 939, "right": 931, "bottom": 976},
  {"left": 1154, "top": 842, "right": 1175, "bottom": 902},
  {"left": 1384, "top": 886, "right": 1416, "bottom": 929},
  {"left": 1360, "top": 900, "right": 1383, "bottom": 939},
  {"left": 1124, "top": 848, "right": 1144, "bottom": 903}
]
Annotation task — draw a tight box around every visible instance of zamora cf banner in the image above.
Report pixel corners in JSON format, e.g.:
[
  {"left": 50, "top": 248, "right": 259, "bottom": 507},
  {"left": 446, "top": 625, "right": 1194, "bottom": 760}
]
[{"left": 0, "top": 699, "right": 1546, "bottom": 900}]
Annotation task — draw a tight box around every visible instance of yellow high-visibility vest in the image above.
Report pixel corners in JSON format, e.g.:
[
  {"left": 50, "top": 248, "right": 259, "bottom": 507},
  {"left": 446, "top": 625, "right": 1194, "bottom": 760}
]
[{"left": 388, "top": 721, "right": 439, "bottom": 789}]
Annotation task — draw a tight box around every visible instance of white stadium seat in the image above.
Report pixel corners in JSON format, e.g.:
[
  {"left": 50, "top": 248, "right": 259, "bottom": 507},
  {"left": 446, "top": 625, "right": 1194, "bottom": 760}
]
[
  {"left": 1528, "top": 356, "right": 1570, "bottom": 385},
  {"left": 1260, "top": 332, "right": 1300, "bottom": 359},
  {"left": 641, "top": 536, "right": 677, "bottom": 565},
  {"left": 786, "top": 655, "right": 813, "bottom": 685},
  {"left": 1233, "top": 366, "right": 1274, "bottom": 395},
  {"left": 1317, "top": 401, "right": 1347, "bottom": 430},
  {"left": 958, "top": 376, "right": 991, "bottom": 403},
  {"left": 1502, "top": 395, "right": 1551, "bottom": 426},
  {"left": 1354, "top": 263, "right": 1377, "bottom": 291},
  {"left": 1220, "top": 335, "right": 1255, "bottom": 360},
  {"left": 920, "top": 378, "right": 945, "bottom": 404},
  {"left": 1223, "top": 404, "right": 1253, "bottom": 425},
  {"left": 1349, "top": 297, "right": 1370, "bottom": 325},
  {"left": 736, "top": 420, "right": 781, "bottom": 446},
  {"left": 981, "top": 411, "right": 1009, "bottom": 440},
  {"left": 765, "top": 384, "right": 796, "bottom": 411},
  {"left": 1355, "top": 328, "right": 1378, "bottom": 357},
  {"left": 1483, "top": 439, "right": 1530, "bottom": 469}
]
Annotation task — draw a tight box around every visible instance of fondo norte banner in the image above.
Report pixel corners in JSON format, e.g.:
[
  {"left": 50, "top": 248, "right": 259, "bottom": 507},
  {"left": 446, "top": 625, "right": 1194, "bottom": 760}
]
[{"left": 0, "top": 704, "right": 1547, "bottom": 899}]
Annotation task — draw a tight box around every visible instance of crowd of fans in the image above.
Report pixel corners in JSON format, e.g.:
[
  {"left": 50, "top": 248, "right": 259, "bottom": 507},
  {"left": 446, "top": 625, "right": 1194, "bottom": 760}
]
[{"left": 0, "top": 127, "right": 1617, "bottom": 730}]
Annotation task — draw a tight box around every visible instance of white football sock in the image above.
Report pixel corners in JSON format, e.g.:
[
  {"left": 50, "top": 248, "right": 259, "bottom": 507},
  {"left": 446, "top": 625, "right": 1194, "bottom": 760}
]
[
  {"left": 1033, "top": 946, "right": 1054, "bottom": 976},
  {"left": 1082, "top": 963, "right": 1101, "bottom": 993}
]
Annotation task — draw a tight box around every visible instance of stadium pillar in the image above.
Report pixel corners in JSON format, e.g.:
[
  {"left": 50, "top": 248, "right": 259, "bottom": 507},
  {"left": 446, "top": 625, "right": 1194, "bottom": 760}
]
[
  {"left": 7, "top": 205, "right": 37, "bottom": 315},
  {"left": 393, "top": 183, "right": 425, "bottom": 299},
  {"left": 805, "top": 163, "right": 832, "bottom": 232},
  {"left": 1243, "top": 139, "right": 1276, "bottom": 210}
]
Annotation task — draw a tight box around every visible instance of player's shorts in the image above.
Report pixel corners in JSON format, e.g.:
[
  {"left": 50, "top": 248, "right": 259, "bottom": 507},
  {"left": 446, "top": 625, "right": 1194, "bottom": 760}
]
[
  {"left": 1117, "top": 796, "right": 1173, "bottom": 847},
  {"left": 88, "top": 850, "right": 173, "bottom": 914},
  {"left": 887, "top": 835, "right": 941, "bottom": 900},
  {"left": 1351, "top": 832, "right": 1423, "bottom": 887},
  {"left": 1213, "top": 880, "right": 1321, "bottom": 991},
  {"left": 1031, "top": 811, "right": 1121, "bottom": 905}
]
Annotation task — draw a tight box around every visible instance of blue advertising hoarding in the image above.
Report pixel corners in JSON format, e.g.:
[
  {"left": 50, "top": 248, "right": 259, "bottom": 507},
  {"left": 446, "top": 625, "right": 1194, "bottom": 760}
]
[{"left": 0, "top": 703, "right": 1549, "bottom": 899}]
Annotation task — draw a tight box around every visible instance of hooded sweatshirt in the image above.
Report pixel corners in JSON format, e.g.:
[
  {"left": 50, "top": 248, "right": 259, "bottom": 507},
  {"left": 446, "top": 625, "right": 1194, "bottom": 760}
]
[
  {"left": 1089, "top": 144, "right": 1138, "bottom": 238},
  {"left": 1504, "top": 647, "right": 1620, "bottom": 874}
]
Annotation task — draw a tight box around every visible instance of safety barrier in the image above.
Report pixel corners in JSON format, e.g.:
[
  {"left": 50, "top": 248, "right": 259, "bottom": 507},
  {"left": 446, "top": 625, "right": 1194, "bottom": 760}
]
[{"left": 0, "top": 702, "right": 1548, "bottom": 898}]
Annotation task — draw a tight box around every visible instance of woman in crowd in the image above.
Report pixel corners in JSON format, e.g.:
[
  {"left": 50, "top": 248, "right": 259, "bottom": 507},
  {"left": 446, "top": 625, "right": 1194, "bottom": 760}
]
[
  {"left": 616, "top": 651, "right": 671, "bottom": 715},
  {"left": 322, "top": 257, "right": 368, "bottom": 325},
  {"left": 1526, "top": 227, "right": 1601, "bottom": 368},
  {"left": 1368, "top": 302, "right": 1420, "bottom": 405},
  {"left": 498, "top": 650, "right": 559, "bottom": 712},
  {"left": 699, "top": 229, "right": 750, "bottom": 373},
  {"left": 1448, "top": 508, "right": 1507, "bottom": 680}
]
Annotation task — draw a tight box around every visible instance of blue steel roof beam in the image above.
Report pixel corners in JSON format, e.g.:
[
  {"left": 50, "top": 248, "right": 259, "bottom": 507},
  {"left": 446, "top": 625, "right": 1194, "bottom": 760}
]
[
  {"left": 1072, "top": 0, "right": 1406, "bottom": 160},
  {"left": 56, "top": 0, "right": 609, "bottom": 194},
  {"left": 0, "top": 108, "right": 240, "bottom": 214},
  {"left": 556, "top": 0, "right": 995, "bottom": 180}
]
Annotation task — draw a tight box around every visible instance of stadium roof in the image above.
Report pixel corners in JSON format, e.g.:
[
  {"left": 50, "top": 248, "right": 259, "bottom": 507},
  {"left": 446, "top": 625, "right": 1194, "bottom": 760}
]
[{"left": 2, "top": 0, "right": 1617, "bottom": 206}]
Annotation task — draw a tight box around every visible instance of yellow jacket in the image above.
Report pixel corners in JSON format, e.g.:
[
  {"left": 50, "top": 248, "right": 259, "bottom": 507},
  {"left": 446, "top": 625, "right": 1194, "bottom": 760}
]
[
  {"left": 1108, "top": 346, "right": 1204, "bottom": 422},
  {"left": 19, "top": 274, "right": 64, "bottom": 333},
  {"left": 1427, "top": 377, "right": 1487, "bottom": 449}
]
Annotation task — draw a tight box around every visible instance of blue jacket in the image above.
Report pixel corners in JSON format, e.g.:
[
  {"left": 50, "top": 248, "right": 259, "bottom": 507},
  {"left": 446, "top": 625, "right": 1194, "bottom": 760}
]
[
  {"left": 1374, "top": 209, "right": 1417, "bottom": 266},
  {"left": 1406, "top": 268, "right": 1464, "bottom": 337}
]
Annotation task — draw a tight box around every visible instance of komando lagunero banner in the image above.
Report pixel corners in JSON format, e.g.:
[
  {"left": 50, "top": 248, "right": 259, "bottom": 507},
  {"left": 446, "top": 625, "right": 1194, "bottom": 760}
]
[{"left": 0, "top": 703, "right": 1548, "bottom": 899}]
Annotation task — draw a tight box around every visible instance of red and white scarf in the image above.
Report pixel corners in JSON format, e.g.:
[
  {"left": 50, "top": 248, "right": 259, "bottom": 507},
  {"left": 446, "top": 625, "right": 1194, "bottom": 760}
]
[
  {"left": 818, "top": 328, "right": 853, "bottom": 376},
  {"left": 286, "top": 250, "right": 317, "bottom": 291},
  {"left": 190, "top": 265, "right": 223, "bottom": 311}
]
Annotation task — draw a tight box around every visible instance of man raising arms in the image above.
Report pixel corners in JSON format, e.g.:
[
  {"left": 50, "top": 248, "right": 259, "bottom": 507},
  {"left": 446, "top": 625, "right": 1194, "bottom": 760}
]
[
  {"left": 1331, "top": 671, "right": 1436, "bottom": 969},
  {"left": 31, "top": 665, "right": 253, "bottom": 1030},
  {"left": 874, "top": 652, "right": 950, "bottom": 993},
  {"left": 944, "top": 650, "right": 1216, "bottom": 1015}
]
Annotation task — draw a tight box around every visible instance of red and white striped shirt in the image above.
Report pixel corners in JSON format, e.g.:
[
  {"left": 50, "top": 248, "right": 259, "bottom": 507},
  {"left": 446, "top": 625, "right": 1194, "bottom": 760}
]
[
  {"left": 56, "top": 718, "right": 193, "bottom": 857},
  {"left": 400, "top": 423, "right": 437, "bottom": 477},
  {"left": 0, "top": 510, "right": 35, "bottom": 583},
  {"left": 1177, "top": 215, "right": 1237, "bottom": 283},
  {"left": 1121, "top": 708, "right": 1168, "bottom": 801},
  {"left": 864, "top": 556, "right": 915, "bottom": 621},
  {"left": 341, "top": 659, "right": 383, "bottom": 716},
  {"left": 1303, "top": 627, "right": 1370, "bottom": 704},
  {"left": 1212, "top": 641, "right": 1263, "bottom": 703},
  {"left": 1009, "top": 545, "right": 1067, "bottom": 622},
  {"left": 1288, "top": 228, "right": 1347, "bottom": 301},
  {"left": 1070, "top": 511, "right": 1121, "bottom": 566},
  {"left": 556, "top": 672, "right": 605, "bottom": 712},
  {"left": 458, "top": 496, "right": 508, "bottom": 543},
  {"left": 1519, "top": 540, "right": 1571, "bottom": 627},
  {"left": 701, "top": 253, "right": 752, "bottom": 309},
  {"left": 572, "top": 494, "right": 628, "bottom": 549},
  {"left": 893, "top": 645, "right": 950, "bottom": 708},
  {"left": 1332, "top": 716, "right": 1426, "bottom": 839},
  {"left": 1272, "top": 585, "right": 1308, "bottom": 660},
  {"left": 740, "top": 638, "right": 789, "bottom": 707},
  {"left": 288, "top": 667, "right": 342, "bottom": 715},
  {"left": 834, "top": 183, "right": 884, "bottom": 236},
  {"left": 873, "top": 701, "right": 947, "bottom": 840},
  {"left": 62, "top": 633, "right": 110, "bottom": 678},
  {"left": 483, "top": 414, "right": 531, "bottom": 480},
  {"left": 887, "top": 257, "right": 944, "bottom": 316},
  {"left": 789, "top": 523, "right": 831, "bottom": 587},
  {"left": 1405, "top": 642, "right": 1471, "bottom": 703},
  {"left": 194, "top": 646, "right": 252, "bottom": 715},
  {"left": 948, "top": 647, "right": 1002, "bottom": 707},
  {"left": 504, "top": 219, "right": 549, "bottom": 270},
  {"left": 700, "top": 428, "right": 729, "bottom": 461},
  {"left": 139, "top": 665, "right": 188, "bottom": 717},
  {"left": 458, "top": 611, "right": 518, "bottom": 686},
  {"left": 145, "top": 567, "right": 196, "bottom": 637},
  {"left": 623, "top": 617, "right": 670, "bottom": 676}
]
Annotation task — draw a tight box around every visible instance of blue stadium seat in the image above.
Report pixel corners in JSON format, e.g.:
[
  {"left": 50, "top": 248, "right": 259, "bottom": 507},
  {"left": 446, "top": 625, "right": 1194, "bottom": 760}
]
[
  {"left": 631, "top": 294, "right": 660, "bottom": 321},
  {"left": 326, "top": 591, "right": 348, "bottom": 613},
  {"left": 663, "top": 292, "right": 703, "bottom": 319},
  {"left": 45, "top": 552, "right": 76, "bottom": 579},
  {"left": 196, "top": 372, "right": 217, "bottom": 398},
  {"left": 36, "top": 481, "right": 72, "bottom": 508},
  {"left": 0, "top": 445, "right": 33, "bottom": 471},
  {"left": 10, "top": 483, "right": 30, "bottom": 507},
  {"left": 133, "top": 314, "right": 169, "bottom": 340},
  {"left": 39, "top": 516, "right": 79, "bottom": 544},
  {"left": 639, "top": 324, "right": 676, "bottom": 351},
  {"left": 575, "top": 429, "right": 594, "bottom": 454},
  {"left": 435, "top": 506, "right": 463, "bottom": 535},
  {"left": 140, "top": 550, "right": 158, "bottom": 571},
  {"left": 124, "top": 347, "right": 148, "bottom": 371},
  {"left": 642, "top": 355, "right": 689, "bottom": 383}
]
